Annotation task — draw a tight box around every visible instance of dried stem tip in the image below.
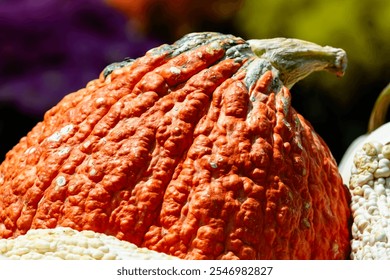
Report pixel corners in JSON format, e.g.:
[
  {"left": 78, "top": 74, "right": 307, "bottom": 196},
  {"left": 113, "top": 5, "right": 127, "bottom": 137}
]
[{"left": 248, "top": 38, "right": 347, "bottom": 88}]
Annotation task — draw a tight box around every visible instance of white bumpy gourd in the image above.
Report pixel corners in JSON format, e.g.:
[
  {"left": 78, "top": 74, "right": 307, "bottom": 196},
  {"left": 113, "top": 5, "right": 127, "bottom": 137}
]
[
  {"left": 339, "top": 83, "right": 390, "bottom": 260},
  {"left": 0, "top": 227, "right": 179, "bottom": 260},
  {"left": 348, "top": 142, "right": 390, "bottom": 259}
]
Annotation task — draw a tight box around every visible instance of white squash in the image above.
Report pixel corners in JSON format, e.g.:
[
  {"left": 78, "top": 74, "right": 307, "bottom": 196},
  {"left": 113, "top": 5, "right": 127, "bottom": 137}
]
[
  {"left": 338, "top": 83, "right": 390, "bottom": 259},
  {"left": 339, "top": 83, "right": 390, "bottom": 185},
  {"left": 339, "top": 123, "right": 390, "bottom": 185},
  {"left": 0, "top": 227, "right": 179, "bottom": 260}
]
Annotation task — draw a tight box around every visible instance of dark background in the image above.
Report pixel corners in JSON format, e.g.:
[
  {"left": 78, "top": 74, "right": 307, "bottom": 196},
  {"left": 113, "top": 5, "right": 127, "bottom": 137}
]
[{"left": 0, "top": 0, "right": 389, "bottom": 164}]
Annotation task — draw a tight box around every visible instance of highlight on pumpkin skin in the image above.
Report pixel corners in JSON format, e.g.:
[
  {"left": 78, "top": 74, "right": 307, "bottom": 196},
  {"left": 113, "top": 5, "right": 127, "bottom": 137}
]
[{"left": 248, "top": 38, "right": 347, "bottom": 89}]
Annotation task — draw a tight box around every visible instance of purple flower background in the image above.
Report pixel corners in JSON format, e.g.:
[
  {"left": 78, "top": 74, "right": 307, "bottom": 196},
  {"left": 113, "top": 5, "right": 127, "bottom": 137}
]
[{"left": 0, "top": 0, "right": 160, "bottom": 160}]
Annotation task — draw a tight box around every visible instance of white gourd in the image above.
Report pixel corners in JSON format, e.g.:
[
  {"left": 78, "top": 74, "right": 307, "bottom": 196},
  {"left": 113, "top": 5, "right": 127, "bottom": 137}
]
[
  {"left": 0, "top": 227, "right": 179, "bottom": 260},
  {"left": 339, "top": 83, "right": 390, "bottom": 259}
]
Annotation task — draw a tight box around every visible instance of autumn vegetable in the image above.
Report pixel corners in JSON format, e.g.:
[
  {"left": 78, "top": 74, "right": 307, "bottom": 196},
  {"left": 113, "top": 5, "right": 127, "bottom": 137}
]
[
  {"left": 339, "top": 83, "right": 390, "bottom": 185},
  {"left": 0, "top": 32, "right": 351, "bottom": 260},
  {"left": 339, "top": 83, "right": 390, "bottom": 259},
  {"left": 0, "top": 227, "right": 178, "bottom": 260}
]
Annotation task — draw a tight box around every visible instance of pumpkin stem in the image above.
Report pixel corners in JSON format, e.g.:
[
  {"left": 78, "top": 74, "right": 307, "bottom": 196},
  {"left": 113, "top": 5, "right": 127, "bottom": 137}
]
[
  {"left": 368, "top": 83, "right": 390, "bottom": 133},
  {"left": 247, "top": 38, "right": 347, "bottom": 89}
]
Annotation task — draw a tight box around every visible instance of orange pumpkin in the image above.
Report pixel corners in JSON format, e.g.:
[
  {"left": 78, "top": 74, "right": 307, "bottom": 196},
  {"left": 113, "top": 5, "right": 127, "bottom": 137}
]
[{"left": 0, "top": 32, "right": 351, "bottom": 259}]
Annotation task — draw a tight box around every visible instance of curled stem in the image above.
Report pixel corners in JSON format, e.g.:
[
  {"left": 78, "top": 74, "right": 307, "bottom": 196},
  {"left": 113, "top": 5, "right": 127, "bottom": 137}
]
[{"left": 248, "top": 38, "right": 347, "bottom": 88}]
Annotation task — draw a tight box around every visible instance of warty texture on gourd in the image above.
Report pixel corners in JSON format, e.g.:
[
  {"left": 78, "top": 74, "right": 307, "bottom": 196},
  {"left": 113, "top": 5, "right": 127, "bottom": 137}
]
[{"left": 0, "top": 32, "right": 351, "bottom": 260}]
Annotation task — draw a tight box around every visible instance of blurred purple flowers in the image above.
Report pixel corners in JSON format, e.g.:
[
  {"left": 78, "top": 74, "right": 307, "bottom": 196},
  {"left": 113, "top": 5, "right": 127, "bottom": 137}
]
[{"left": 0, "top": 0, "right": 160, "bottom": 115}]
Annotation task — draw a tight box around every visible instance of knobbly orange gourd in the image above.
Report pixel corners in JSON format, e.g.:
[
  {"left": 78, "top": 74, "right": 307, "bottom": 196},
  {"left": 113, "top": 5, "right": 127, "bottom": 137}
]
[{"left": 0, "top": 32, "right": 351, "bottom": 259}]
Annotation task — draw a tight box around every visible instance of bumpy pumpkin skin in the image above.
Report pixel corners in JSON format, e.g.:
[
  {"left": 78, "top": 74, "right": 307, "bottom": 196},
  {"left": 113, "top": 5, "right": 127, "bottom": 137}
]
[{"left": 0, "top": 33, "right": 351, "bottom": 259}]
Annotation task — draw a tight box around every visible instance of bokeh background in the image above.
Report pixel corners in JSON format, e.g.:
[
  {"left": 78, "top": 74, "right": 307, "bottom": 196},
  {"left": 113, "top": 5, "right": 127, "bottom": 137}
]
[{"left": 0, "top": 0, "right": 389, "bottom": 163}]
